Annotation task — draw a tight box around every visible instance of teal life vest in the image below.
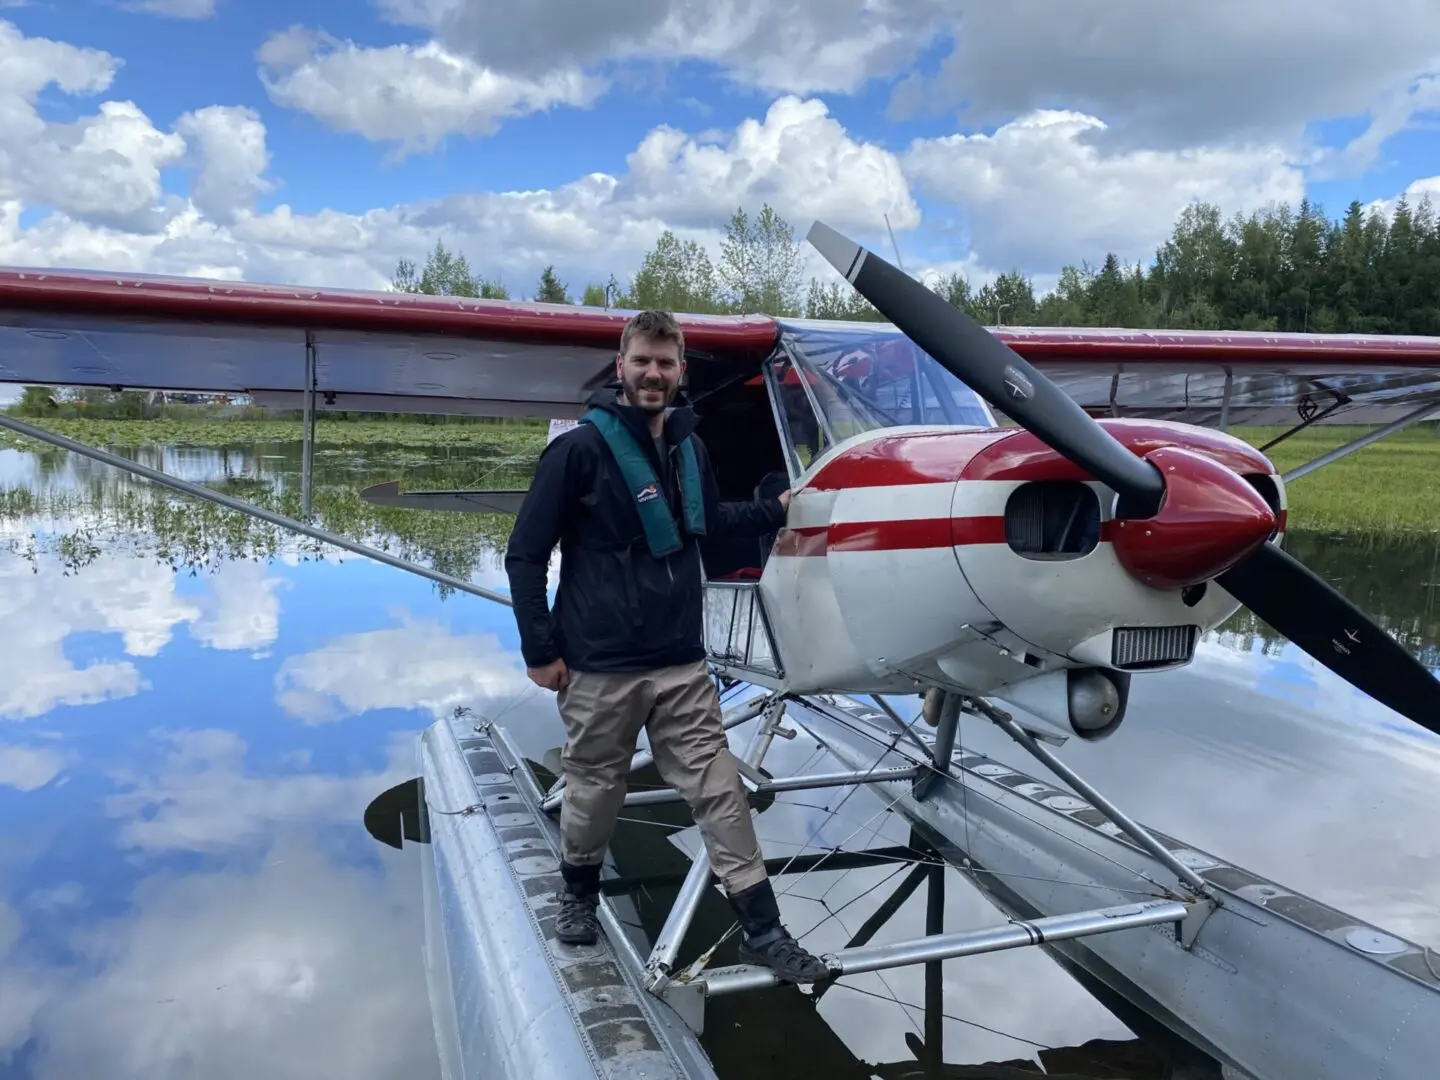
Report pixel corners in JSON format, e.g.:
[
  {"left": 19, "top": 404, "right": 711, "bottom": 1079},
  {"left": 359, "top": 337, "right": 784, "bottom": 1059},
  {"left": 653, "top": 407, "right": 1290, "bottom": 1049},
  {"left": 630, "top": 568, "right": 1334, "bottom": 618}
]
[{"left": 581, "top": 407, "right": 706, "bottom": 557}]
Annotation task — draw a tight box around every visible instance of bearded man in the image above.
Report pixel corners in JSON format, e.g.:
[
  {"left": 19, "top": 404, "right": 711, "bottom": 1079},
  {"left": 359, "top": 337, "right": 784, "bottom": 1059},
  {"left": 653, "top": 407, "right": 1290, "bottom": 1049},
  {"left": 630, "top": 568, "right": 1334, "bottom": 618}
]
[{"left": 504, "top": 308, "right": 830, "bottom": 984}]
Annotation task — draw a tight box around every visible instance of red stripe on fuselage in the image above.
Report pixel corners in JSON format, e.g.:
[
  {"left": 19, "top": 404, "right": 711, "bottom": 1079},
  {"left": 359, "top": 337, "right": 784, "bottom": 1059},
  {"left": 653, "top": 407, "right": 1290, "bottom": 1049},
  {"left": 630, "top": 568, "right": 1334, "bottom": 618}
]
[
  {"left": 828, "top": 518, "right": 956, "bottom": 552},
  {"left": 772, "top": 516, "right": 1117, "bottom": 555}
]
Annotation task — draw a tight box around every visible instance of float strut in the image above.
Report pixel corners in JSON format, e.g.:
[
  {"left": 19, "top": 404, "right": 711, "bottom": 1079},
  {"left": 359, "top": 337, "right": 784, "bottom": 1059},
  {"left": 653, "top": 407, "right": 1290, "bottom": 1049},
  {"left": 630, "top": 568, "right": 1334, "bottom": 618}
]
[
  {"left": 695, "top": 899, "right": 1189, "bottom": 995},
  {"left": 913, "top": 690, "right": 961, "bottom": 801},
  {"left": 644, "top": 696, "right": 790, "bottom": 993},
  {"left": 964, "top": 695, "right": 1212, "bottom": 898}
]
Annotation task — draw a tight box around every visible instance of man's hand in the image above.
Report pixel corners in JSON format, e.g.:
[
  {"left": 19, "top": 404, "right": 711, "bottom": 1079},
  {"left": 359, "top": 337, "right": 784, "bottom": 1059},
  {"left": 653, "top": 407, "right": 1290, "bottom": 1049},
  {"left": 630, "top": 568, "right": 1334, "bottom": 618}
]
[{"left": 528, "top": 658, "right": 570, "bottom": 691}]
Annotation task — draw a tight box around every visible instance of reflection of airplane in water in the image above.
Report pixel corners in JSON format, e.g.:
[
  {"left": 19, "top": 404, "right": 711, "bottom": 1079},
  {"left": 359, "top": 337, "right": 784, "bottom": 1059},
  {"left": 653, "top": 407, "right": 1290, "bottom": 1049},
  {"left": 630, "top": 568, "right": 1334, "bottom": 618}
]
[{"left": 1, "top": 220, "right": 1440, "bottom": 1080}]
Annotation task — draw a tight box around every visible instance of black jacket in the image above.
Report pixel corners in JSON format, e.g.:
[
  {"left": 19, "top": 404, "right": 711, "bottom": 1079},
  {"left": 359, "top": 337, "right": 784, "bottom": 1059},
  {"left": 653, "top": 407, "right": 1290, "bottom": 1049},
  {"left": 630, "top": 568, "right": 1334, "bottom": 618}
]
[{"left": 504, "top": 388, "right": 787, "bottom": 673}]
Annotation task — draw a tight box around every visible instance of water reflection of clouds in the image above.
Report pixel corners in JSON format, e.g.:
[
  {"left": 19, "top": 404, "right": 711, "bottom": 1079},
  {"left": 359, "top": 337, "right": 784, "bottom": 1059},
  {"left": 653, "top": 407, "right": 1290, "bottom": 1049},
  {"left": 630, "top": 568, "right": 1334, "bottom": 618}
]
[
  {"left": 0, "top": 744, "right": 64, "bottom": 791},
  {"left": 273, "top": 615, "right": 541, "bottom": 728},
  {"left": 104, "top": 728, "right": 416, "bottom": 855},
  {"left": 188, "top": 562, "right": 284, "bottom": 655},
  {"left": 0, "top": 554, "right": 283, "bottom": 722},
  {"left": 13, "top": 842, "right": 439, "bottom": 1080},
  {"left": 1199, "top": 630, "right": 1440, "bottom": 752},
  {"left": 0, "top": 547, "right": 461, "bottom": 1077}
]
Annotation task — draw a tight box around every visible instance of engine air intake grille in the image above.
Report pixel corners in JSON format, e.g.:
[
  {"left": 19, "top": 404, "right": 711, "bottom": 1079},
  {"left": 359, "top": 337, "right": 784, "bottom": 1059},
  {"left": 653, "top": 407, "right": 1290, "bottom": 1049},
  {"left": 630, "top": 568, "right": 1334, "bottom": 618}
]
[
  {"left": 1004, "top": 481, "right": 1100, "bottom": 560},
  {"left": 1112, "top": 625, "right": 1198, "bottom": 670}
]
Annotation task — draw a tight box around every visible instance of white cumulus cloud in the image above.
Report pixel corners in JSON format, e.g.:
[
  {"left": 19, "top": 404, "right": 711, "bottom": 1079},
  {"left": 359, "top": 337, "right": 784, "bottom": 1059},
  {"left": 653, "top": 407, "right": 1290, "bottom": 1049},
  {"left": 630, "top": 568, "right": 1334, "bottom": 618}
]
[
  {"left": 902, "top": 109, "right": 1308, "bottom": 273},
  {"left": 174, "top": 105, "right": 275, "bottom": 225},
  {"left": 257, "top": 26, "right": 605, "bottom": 156}
]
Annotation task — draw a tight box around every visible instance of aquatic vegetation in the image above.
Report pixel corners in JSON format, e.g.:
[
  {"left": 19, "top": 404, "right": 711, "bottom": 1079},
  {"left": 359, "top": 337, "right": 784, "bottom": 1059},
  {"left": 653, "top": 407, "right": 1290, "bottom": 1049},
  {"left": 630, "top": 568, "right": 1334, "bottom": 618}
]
[
  {"left": 0, "top": 424, "right": 530, "bottom": 594},
  {"left": 0, "top": 416, "right": 548, "bottom": 454},
  {"left": 1237, "top": 424, "right": 1440, "bottom": 534}
]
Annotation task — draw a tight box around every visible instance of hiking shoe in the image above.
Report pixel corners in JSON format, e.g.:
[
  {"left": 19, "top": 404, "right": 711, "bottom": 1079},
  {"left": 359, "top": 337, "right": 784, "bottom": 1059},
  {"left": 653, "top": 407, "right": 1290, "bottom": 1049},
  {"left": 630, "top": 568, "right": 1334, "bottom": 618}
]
[
  {"left": 739, "top": 927, "right": 833, "bottom": 984},
  {"left": 555, "top": 889, "right": 600, "bottom": 945}
]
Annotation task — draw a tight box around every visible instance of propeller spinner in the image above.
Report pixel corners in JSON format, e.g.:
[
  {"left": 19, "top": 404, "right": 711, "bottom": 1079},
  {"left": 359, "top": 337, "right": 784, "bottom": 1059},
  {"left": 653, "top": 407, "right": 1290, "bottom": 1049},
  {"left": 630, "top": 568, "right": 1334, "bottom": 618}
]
[{"left": 806, "top": 220, "right": 1440, "bottom": 737}]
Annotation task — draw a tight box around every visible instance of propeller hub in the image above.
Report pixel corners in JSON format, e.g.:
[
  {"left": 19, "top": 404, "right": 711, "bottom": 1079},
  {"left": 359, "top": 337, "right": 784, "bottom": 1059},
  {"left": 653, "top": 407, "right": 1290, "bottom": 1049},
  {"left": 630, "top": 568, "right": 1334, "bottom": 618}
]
[{"left": 1110, "top": 446, "right": 1276, "bottom": 590}]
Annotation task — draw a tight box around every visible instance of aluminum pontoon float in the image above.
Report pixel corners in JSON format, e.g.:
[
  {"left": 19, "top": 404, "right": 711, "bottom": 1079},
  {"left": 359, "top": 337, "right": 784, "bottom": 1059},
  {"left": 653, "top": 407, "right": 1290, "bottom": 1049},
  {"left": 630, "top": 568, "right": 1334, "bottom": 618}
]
[{"left": 415, "top": 694, "right": 1189, "bottom": 1080}]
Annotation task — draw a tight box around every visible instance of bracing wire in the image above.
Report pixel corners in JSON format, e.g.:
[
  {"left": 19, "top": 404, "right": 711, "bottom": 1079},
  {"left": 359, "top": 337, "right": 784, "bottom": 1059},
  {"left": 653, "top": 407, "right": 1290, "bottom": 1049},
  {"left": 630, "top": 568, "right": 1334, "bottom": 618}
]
[{"left": 800, "top": 700, "right": 1176, "bottom": 898}]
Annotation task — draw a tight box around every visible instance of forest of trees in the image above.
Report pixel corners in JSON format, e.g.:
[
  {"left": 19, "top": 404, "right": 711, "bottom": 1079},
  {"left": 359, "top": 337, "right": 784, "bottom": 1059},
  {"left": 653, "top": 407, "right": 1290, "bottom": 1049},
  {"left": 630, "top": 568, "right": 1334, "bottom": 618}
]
[{"left": 394, "top": 194, "right": 1440, "bottom": 337}]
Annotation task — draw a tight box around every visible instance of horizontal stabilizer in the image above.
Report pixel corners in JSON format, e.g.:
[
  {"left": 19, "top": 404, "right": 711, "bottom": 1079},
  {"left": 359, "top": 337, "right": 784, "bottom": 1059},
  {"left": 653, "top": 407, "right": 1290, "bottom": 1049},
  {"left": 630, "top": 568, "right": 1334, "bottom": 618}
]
[{"left": 359, "top": 480, "right": 528, "bottom": 515}]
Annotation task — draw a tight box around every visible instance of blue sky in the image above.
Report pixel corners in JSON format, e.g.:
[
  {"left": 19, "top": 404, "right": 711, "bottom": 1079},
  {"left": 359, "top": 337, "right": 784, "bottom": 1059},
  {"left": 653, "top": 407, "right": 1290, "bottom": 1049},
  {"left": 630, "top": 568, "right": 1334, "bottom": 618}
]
[{"left": 0, "top": 0, "right": 1436, "bottom": 298}]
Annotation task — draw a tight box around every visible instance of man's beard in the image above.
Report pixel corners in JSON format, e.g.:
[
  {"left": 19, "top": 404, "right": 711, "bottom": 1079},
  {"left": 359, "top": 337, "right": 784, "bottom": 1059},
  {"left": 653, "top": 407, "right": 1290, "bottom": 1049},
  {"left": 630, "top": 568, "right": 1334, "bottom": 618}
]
[{"left": 621, "top": 373, "right": 673, "bottom": 414}]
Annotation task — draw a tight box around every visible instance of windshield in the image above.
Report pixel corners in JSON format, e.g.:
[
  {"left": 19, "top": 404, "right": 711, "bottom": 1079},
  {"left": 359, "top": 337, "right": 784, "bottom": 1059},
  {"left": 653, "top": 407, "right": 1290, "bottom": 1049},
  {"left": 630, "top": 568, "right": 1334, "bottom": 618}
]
[{"left": 767, "top": 319, "right": 995, "bottom": 470}]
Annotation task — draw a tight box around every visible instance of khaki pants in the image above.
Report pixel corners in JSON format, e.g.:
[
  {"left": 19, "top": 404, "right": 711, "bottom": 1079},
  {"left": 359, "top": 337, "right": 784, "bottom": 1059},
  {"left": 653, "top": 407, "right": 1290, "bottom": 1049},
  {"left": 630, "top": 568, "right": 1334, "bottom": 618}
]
[{"left": 556, "top": 659, "right": 767, "bottom": 894}]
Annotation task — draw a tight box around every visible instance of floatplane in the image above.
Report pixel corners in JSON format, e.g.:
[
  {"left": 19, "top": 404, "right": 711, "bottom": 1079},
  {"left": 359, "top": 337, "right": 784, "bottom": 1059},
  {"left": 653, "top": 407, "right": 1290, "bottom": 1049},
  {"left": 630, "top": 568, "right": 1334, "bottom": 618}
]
[{"left": 1, "top": 222, "right": 1439, "bottom": 1080}]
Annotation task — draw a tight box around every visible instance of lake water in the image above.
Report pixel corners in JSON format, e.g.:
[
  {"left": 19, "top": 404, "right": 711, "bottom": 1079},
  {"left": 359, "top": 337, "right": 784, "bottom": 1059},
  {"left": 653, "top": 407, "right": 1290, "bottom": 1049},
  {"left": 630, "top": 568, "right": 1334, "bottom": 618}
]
[{"left": 1, "top": 434, "right": 1438, "bottom": 1080}]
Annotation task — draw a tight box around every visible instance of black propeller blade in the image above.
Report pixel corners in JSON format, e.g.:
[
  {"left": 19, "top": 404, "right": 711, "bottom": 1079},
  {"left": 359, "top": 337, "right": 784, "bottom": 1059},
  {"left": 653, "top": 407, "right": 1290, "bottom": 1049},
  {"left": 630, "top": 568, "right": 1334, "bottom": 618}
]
[
  {"left": 806, "top": 220, "right": 1165, "bottom": 517},
  {"left": 805, "top": 219, "right": 1440, "bottom": 736},
  {"left": 1218, "top": 543, "right": 1440, "bottom": 737}
]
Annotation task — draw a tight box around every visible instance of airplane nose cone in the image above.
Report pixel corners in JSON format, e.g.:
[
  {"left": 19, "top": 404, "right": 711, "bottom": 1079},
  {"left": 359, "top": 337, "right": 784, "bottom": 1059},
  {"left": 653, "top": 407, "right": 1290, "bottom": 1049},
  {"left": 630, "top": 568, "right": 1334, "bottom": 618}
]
[{"left": 1110, "top": 445, "right": 1277, "bottom": 590}]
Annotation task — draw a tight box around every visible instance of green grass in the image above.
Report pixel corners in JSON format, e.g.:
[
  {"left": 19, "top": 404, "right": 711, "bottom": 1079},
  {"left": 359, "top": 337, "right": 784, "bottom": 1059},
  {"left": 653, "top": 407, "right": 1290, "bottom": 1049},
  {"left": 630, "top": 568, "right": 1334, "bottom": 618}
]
[
  {"left": 0, "top": 416, "right": 548, "bottom": 452},
  {"left": 1235, "top": 424, "right": 1440, "bottom": 534}
]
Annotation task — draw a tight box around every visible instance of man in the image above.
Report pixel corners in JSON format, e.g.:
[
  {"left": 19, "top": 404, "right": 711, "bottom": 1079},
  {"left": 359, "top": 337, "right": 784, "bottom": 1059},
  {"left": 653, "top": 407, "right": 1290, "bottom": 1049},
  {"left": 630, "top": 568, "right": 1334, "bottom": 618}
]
[{"left": 504, "top": 309, "right": 829, "bottom": 984}]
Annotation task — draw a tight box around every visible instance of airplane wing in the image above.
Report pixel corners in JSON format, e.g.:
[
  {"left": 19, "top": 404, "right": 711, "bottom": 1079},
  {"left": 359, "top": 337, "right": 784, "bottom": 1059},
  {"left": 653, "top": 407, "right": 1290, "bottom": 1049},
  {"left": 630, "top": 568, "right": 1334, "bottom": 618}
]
[
  {"left": 4, "top": 268, "right": 1438, "bottom": 431},
  {"left": 998, "top": 326, "right": 1440, "bottom": 426},
  {"left": 0, "top": 267, "right": 778, "bottom": 418},
  {"left": 778, "top": 317, "right": 1440, "bottom": 429}
]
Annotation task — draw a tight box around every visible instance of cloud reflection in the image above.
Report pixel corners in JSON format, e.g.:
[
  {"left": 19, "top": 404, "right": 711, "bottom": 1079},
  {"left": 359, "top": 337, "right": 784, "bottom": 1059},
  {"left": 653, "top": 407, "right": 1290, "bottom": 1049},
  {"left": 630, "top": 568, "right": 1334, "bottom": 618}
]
[
  {"left": 272, "top": 613, "right": 553, "bottom": 737},
  {"left": 105, "top": 728, "right": 417, "bottom": 854},
  {"left": 18, "top": 840, "right": 440, "bottom": 1080},
  {"left": 0, "top": 554, "right": 284, "bottom": 721},
  {"left": 0, "top": 743, "right": 63, "bottom": 791}
]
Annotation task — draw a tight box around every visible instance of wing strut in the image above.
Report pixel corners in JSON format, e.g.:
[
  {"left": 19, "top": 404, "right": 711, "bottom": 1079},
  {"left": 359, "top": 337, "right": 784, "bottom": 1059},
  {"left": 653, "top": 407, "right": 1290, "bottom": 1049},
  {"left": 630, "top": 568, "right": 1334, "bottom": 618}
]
[
  {"left": 1283, "top": 400, "right": 1440, "bottom": 482},
  {"left": 0, "top": 413, "right": 515, "bottom": 609}
]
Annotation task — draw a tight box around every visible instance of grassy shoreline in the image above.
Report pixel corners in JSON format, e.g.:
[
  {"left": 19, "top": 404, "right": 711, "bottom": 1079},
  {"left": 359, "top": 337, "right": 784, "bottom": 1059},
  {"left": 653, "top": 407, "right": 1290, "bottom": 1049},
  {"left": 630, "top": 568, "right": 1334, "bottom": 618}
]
[
  {"left": 1234, "top": 424, "right": 1440, "bottom": 534},
  {"left": 2, "top": 416, "right": 1437, "bottom": 535}
]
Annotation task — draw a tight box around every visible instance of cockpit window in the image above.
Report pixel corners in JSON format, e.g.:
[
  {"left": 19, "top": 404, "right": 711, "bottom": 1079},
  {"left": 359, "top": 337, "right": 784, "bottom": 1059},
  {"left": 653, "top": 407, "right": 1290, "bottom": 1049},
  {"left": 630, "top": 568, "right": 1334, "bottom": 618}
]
[{"left": 767, "top": 319, "right": 995, "bottom": 473}]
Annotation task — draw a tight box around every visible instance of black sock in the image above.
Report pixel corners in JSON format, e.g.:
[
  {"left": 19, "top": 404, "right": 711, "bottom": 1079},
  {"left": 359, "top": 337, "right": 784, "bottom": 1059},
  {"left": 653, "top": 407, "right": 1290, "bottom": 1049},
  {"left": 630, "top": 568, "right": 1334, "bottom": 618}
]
[
  {"left": 560, "top": 860, "right": 601, "bottom": 898},
  {"left": 726, "top": 878, "right": 782, "bottom": 938}
]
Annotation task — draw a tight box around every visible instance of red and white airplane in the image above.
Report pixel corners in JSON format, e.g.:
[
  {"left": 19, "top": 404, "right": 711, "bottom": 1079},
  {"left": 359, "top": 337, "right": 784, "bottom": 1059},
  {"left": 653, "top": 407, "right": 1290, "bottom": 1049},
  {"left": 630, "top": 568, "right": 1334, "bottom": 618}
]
[{"left": 0, "top": 222, "right": 1437, "bottom": 745}]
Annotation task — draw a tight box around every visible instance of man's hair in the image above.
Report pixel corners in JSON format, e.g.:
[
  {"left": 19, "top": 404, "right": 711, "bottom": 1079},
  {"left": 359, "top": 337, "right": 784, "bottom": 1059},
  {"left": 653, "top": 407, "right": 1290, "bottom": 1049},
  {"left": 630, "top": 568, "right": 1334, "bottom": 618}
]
[{"left": 620, "top": 309, "right": 685, "bottom": 358}]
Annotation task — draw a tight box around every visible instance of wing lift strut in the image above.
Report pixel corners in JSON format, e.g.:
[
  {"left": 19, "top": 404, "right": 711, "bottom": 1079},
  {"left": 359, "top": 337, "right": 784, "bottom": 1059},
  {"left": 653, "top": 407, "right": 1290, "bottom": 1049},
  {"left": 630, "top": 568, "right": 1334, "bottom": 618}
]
[{"left": 1208, "top": 375, "right": 1440, "bottom": 484}]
